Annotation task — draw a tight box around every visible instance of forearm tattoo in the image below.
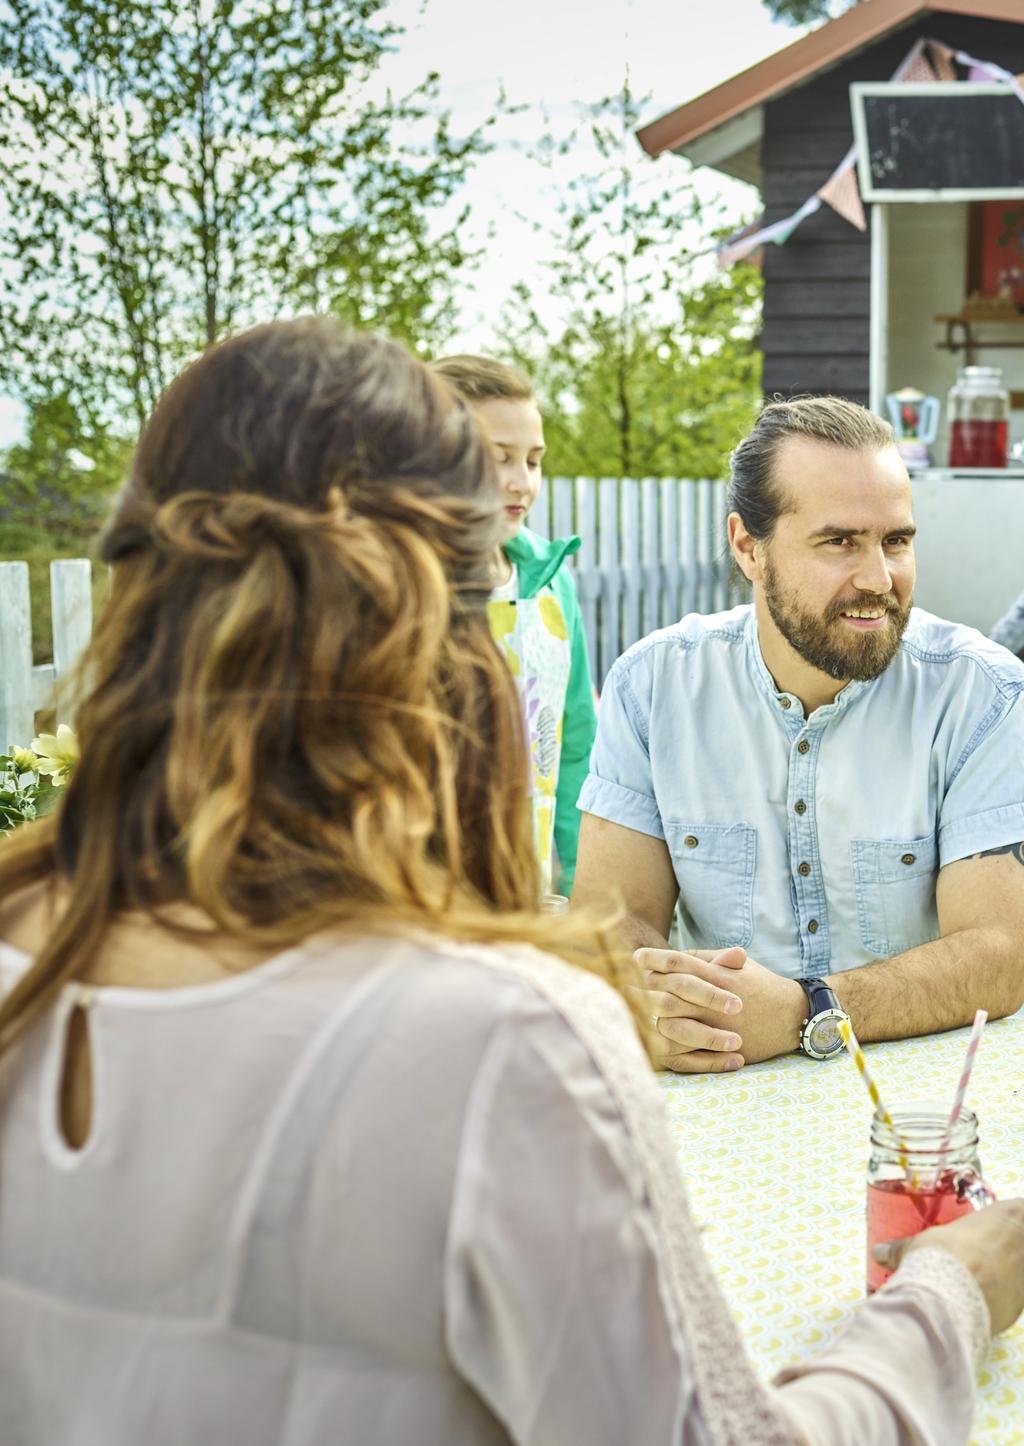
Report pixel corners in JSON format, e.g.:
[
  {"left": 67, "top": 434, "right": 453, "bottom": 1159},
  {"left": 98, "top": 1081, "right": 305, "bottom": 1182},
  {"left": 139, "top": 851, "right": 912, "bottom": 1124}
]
[{"left": 970, "top": 841, "right": 1024, "bottom": 866}]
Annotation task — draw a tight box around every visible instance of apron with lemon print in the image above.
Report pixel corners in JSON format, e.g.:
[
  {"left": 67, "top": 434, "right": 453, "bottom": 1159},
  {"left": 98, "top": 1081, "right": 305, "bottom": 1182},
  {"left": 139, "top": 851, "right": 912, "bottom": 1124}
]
[{"left": 487, "top": 592, "right": 572, "bottom": 893}]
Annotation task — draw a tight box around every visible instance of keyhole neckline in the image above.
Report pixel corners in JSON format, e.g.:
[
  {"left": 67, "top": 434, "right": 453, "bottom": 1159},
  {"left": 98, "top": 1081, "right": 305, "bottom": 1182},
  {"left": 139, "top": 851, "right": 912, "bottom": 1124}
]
[{"left": 41, "top": 987, "right": 99, "bottom": 1170}]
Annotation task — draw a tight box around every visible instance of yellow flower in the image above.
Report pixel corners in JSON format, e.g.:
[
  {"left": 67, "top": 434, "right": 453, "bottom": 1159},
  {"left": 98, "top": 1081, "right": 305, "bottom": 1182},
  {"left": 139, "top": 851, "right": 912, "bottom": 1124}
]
[
  {"left": 10, "top": 747, "right": 37, "bottom": 774},
  {"left": 30, "top": 724, "right": 80, "bottom": 786}
]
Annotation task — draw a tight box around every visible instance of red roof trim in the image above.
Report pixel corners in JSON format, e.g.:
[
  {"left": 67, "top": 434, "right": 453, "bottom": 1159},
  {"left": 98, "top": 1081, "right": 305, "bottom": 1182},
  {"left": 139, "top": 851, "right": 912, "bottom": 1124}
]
[{"left": 637, "top": 0, "right": 1024, "bottom": 158}]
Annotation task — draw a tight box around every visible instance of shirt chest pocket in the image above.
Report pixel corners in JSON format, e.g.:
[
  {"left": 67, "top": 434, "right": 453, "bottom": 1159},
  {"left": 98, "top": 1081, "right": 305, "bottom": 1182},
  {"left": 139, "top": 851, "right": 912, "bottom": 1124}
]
[
  {"left": 664, "top": 822, "right": 756, "bottom": 950},
  {"left": 851, "top": 835, "right": 941, "bottom": 958}
]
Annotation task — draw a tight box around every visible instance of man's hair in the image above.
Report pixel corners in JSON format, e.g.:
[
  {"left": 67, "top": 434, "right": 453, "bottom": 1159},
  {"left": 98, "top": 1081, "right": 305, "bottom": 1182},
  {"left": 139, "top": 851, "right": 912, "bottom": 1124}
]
[
  {"left": 729, "top": 396, "right": 896, "bottom": 540},
  {"left": 432, "top": 354, "right": 534, "bottom": 405}
]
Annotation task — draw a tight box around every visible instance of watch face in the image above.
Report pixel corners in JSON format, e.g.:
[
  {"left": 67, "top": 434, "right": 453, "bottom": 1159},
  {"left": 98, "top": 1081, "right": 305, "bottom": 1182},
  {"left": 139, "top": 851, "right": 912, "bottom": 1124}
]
[{"left": 808, "top": 1013, "right": 844, "bottom": 1056}]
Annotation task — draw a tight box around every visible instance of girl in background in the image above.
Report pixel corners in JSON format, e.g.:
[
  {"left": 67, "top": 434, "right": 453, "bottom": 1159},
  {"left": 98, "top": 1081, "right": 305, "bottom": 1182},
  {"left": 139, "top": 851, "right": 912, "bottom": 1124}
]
[{"left": 433, "top": 355, "right": 596, "bottom": 895}]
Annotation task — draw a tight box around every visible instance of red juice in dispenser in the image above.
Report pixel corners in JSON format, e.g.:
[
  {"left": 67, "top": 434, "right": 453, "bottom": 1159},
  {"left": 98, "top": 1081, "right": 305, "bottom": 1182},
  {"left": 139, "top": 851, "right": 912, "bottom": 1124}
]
[
  {"left": 947, "top": 367, "right": 1009, "bottom": 468},
  {"left": 949, "top": 418, "right": 1009, "bottom": 468}
]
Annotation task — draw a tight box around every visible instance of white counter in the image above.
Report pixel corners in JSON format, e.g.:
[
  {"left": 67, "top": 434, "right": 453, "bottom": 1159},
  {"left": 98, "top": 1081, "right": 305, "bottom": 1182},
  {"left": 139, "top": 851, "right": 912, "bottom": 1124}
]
[
  {"left": 909, "top": 471, "right": 1024, "bottom": 633},
  {"left": 909, "top": 466, "right": 1024, "bottom": 481}
]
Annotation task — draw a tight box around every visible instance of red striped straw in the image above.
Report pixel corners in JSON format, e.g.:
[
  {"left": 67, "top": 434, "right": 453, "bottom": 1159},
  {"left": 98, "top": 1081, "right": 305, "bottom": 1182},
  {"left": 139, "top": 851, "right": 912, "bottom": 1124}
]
[{"left": 937, "top": 1009, "right": 988, "bottom": 1162}]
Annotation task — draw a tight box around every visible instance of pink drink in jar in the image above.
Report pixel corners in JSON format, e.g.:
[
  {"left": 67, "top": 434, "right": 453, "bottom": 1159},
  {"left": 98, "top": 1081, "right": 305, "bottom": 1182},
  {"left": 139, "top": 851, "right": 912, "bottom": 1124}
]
[
  {"left": 865, "top": 1103, "right": 995, "bottom": 1293},
  {"left": 867, "top": 1174, "right": 974, "bottom": 1292}
]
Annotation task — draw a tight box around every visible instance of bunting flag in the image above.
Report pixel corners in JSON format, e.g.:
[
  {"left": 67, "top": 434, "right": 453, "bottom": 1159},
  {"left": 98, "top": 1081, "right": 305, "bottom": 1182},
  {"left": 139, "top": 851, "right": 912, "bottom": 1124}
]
[
  {"left": 815, "top": 39, "right": 936, "bottom": 233},
  {"left": 899, "top": 48, "right": 940, "bottom": 86},
  {"left": 952, "top": 47, "right": 1024, "bottom": 106},
  {"left": 927, "top": 41, "right": 958, "bottom": 82},
  {"left": 817, "top": 161, "right": 866, "bottom": 232},
  {"left": 713, "top": 218, "right": 767, "bottom": 268},
  {"left": 713, "top": 35, "right": 1024, "bottom": 270},
  {"left": 714, "top": 197, "right": 822, "bottom": 269}
]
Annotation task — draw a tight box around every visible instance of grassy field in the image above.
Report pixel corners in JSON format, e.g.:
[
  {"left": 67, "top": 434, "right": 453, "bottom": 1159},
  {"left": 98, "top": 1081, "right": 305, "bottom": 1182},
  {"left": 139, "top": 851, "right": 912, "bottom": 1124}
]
[{"left": 0, "top": 520, "right": 109, "bottom": 665}]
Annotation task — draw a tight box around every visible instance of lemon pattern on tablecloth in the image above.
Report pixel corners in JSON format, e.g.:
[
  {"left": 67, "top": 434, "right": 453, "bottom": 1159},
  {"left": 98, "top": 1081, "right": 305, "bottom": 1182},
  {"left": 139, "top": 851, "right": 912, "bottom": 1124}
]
[{"left": 660, "top": 1012, "right": 1024, "bottom": 1444}]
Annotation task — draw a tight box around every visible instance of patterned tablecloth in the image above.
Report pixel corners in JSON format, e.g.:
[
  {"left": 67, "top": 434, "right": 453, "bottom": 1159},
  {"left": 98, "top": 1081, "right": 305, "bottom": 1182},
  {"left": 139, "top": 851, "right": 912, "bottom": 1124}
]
[{"left": 659, "top": 1010, "right": 1024, "bottom": 1445}]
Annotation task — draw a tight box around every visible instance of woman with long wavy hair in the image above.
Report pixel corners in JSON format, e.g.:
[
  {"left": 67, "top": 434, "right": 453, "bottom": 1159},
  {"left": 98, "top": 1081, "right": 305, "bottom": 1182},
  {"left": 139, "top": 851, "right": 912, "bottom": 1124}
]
[{"left": 0, "top": 319, "right": 1021, "bottom": 1446}]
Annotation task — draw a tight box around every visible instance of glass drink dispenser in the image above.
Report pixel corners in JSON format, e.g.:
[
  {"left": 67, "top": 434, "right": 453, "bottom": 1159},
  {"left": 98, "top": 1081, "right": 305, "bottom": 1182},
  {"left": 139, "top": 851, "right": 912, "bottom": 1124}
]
[{"left": 947, "top": 366, "right": 1009, "bottom": 469}]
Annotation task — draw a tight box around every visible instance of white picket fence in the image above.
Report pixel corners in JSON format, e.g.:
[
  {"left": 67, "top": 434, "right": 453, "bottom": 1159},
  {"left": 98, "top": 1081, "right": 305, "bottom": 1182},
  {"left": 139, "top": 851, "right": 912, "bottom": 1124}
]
[
  {"left": 0, "top": 560, "right": 93, "bottom": 750},
  {"left": 531, "top": 476, "right": 742, "bottom": 682},
  {"left": 0, "top": 477, "right": 738, "bottom": 748}
]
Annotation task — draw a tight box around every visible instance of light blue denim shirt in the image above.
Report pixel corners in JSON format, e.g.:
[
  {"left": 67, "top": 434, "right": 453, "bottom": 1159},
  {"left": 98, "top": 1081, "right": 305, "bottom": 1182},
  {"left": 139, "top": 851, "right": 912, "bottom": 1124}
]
[{"left": 579, "top": 605, "right": 1024, "bottom": 980}]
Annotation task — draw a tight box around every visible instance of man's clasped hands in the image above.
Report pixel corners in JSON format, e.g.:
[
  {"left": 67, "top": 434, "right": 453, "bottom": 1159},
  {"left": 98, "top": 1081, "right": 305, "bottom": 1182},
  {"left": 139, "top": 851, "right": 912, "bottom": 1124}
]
[{"left": 638, "top": 945, "right": 806, "bottom": 1073}]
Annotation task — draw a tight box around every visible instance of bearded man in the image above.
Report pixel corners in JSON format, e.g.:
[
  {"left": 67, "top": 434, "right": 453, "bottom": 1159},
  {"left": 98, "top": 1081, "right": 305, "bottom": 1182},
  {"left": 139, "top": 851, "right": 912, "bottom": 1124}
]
[{"left": 573, "top": 397, "right": 1024, "bottom": 1073}]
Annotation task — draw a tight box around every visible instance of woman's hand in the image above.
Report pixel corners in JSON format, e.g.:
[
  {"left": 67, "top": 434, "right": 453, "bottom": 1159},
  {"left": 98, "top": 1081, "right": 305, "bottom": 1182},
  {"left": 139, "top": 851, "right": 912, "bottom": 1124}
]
[{"left": 873, "top": 1198, "right": 1024, "bottom": 1335}]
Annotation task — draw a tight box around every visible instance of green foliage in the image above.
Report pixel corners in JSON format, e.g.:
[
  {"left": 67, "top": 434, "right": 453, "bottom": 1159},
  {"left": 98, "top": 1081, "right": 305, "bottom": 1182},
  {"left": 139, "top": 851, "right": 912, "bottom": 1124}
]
[
  {"left": 761, "top": 0, "right": 855, "bottom": 23},
  {"left": 0, "top": 392, "right": 118, "bottom": 662},
  {"left": 0, "top": 0, "right": 495, "bottom": 428},
  {"left": 500, "top": 85, "right": 762, "bottom": 481},
  {"left": 1, "top": 392, "right": 131, "bottom": 521},
  {"left": 0, "top": 747, "right": 63, "bottom": 833},
  {"left": 532, "top": 275, "right": 762, "bottom": 482}
]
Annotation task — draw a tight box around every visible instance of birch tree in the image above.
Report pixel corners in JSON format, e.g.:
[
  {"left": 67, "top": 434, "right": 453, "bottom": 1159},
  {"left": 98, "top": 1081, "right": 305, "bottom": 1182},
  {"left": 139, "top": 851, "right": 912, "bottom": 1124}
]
[
  {"left": 0, "top": 0, "right": 492, "bottom": 429},
  {"left": 500, "top": 84, "right": 762, "bottom": 481}
]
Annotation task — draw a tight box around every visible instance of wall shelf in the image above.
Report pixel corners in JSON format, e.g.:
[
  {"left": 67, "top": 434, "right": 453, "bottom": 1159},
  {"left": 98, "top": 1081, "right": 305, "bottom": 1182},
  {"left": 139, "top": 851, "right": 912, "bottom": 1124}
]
[{"left": 935, "top": 311, "right": 1024, "bottom": 364}]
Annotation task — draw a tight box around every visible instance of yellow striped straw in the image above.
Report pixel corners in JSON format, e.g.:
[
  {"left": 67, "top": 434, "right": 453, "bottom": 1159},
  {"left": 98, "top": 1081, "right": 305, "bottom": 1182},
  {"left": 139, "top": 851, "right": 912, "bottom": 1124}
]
[{"left": 839, "top": 1020, "right": 913, "bottom": 1178}]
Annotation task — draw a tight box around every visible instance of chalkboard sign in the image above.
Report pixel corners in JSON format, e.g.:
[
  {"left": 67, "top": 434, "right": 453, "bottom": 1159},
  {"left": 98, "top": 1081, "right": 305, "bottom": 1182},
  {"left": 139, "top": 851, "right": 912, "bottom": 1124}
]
[{"left": 850, "top": 83, "right": 1024, "bottom": 201}]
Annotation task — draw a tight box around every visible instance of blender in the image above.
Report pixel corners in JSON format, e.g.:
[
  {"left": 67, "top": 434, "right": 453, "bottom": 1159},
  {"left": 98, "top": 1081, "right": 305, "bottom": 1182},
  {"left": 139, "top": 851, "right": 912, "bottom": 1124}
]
[{"left": 885, "top": 387, "right": 940, "bottom": 467}]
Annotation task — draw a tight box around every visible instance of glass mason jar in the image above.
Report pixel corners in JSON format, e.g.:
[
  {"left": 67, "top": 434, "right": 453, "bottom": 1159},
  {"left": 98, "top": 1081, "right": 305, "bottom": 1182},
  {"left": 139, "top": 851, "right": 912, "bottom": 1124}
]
[
  {"left": 866, "top": 1102, "right": 996, "bottom": 1293},
  {"left": 947, "top": 365, "right": 1010, "bottom": 469}
]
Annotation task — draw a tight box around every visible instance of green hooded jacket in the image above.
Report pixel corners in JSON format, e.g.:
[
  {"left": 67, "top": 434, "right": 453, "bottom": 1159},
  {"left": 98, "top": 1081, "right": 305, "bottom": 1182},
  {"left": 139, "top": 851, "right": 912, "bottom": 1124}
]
[{"left": 488, "top": 526, "right": 598, "bottom": 894}]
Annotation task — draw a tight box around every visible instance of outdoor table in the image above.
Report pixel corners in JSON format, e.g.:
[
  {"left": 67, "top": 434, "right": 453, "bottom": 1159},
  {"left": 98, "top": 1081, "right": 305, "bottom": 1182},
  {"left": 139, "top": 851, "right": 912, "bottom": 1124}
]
[{"left": 659, "top": 1010, "right": 1024, "bottom": 1443}]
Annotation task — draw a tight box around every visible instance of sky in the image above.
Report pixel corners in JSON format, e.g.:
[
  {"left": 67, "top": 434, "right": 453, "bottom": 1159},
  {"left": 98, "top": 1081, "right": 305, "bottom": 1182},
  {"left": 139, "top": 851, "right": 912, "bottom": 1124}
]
[
  {"left": 0, "top": 0, "right": 804, "bottom": 447},
  {"left": 380, "top": 0, "right": 803, "bottom": 347}
]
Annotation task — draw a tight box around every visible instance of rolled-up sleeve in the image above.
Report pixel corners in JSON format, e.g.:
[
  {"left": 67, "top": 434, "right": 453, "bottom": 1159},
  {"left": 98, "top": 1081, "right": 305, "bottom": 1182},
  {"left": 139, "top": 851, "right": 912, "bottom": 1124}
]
[
  {"left": 774, "top": 1250, "right": 987, "bottom": 1446},
  {"left": 939, "top": 691, "right": 1024, "bottom": 866},
  {"left": 576, "top": 654, "right": 664, "bottom": 839}
]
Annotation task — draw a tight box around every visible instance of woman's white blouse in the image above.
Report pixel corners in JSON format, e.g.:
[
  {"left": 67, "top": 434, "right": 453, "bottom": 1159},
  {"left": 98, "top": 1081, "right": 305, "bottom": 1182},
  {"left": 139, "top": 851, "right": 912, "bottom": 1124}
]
[{"left": 0, "top": 932, "right": 988, "bottom": 1445}]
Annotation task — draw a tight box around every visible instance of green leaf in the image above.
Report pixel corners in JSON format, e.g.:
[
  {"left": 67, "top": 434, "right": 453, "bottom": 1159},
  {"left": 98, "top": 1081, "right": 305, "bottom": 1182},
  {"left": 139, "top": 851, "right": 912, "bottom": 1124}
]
[{"left": 760, "top": 0, "right": 853, "bottom": 23}]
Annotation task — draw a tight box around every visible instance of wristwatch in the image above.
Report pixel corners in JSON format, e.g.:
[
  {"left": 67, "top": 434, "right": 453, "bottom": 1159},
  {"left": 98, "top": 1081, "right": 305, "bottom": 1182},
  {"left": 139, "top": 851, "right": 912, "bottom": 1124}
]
[{"left": 798, "top": 978, "right": 849, "bottom": 1060}]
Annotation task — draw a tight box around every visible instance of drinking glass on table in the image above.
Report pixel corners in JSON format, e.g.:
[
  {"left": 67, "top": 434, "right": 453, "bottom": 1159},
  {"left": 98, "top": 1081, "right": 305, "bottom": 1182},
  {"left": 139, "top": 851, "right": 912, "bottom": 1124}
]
[{"left": 867, "top": 1102, "right": 997, "bottom": 1292}]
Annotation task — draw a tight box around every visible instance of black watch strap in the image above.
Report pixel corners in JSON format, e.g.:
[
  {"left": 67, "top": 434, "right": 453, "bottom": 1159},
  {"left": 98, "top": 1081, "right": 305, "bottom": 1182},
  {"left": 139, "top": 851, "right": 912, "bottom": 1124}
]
[{"left": 800, "top": 977, "right": 842, "bottom": 1015}]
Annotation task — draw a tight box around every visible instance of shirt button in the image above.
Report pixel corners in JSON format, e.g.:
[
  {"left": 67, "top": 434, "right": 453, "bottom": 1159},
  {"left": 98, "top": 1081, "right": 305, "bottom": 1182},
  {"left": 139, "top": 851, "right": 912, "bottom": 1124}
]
[
  {"left": 794, "top": 800, "right": 807, "bottom": 815},
  {"left": 797, "top": 739, "right": 810, "bottom": 754},
  {"left": 807, "top": 919, "right": 819, "bottom": 934},
  {"left": 780, "top": 697, "right": 792, "bottom": 710},
  {"left": 798, "top": 862, "right": 811, "bottom": 876},
  {"left": 901, "top": 853, "right": 916, "bottom": 865},
  {"left": 685, "top": 835, "right": 699, "bottom": 848}
]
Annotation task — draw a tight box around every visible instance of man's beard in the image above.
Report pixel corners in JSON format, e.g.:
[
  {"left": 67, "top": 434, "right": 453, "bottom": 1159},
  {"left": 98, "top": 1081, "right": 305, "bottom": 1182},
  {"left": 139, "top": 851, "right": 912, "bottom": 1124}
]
[{"left": 762, "top": 556, "right": 911, "bottom": 682}]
